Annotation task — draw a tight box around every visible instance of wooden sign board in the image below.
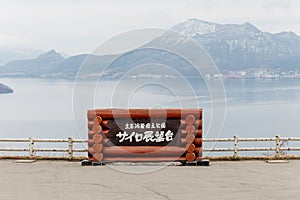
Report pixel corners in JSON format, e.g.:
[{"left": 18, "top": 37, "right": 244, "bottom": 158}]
[{"left": 85, "top": 109, "right": 204, "bottom": 165}]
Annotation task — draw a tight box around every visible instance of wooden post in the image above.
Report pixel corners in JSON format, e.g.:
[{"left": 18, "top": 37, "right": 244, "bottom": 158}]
[
  {"left": 275, "top": 135, "right": 280, "bottom": 158},
  {"left": 180, "top": 138, "right": 202, "bottom": 146},
  {"left": 68, "top": 137, "right": 73, "bottom": 160},
  {"left": 29, "top": 136, "right": 34, "bottom": 157},
  {"left": 181, "top": 130, "right": 202, "bottom": 137},
  {"left": 234, "top": 135, "right": 238, "bottom": 159},
  {"left": 186, "top": 143, "right": 195, "bottom": 153}
]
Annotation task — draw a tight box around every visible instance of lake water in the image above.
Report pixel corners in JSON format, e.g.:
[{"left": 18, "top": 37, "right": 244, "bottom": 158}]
[{"left": 0, "top": 78, "right": 300, "bottom": 141}]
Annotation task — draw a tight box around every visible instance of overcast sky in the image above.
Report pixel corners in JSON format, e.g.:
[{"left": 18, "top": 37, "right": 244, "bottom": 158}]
[{"left": 0, "top": 0, "right": 300, "bottom": 55}]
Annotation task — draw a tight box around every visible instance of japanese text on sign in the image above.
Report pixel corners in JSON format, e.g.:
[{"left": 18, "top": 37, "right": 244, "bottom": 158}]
[
  {"left": 124, "top": 122, "right": 166, "bottom": 130},
  {"left": 116, "top": 122, "right": 174, "bottom": 143}
]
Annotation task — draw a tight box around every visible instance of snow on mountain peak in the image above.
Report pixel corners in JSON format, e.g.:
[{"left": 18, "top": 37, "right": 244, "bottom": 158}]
[
  {"left": 275, "top": 31, "right": 298, "bottom": 38},
  {"left": 170, "top": 18, "right": 218, "bottom": 36},
  {"left": 170, "top": 19, "right": 262, "bottom": 37}
]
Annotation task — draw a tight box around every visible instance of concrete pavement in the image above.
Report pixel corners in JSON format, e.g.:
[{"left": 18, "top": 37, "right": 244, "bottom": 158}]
[{"left": 0, "top": 160, "right": 299, "bottom": 200}]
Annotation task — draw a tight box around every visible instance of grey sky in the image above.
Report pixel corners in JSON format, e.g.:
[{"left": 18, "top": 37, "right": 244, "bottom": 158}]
[{"left": 0, "top": 0, "right": 299, "bottom": 55}]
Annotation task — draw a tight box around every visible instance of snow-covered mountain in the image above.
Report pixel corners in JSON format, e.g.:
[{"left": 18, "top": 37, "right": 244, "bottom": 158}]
[
  {"left": 169, "top": 19, "right": 300, "bottom": 70},
  {"left": 171, "top": 19, "right": 261, "bottom": 37},
  {"left": 171, "top": 19, "right": 219, "bottom": 36}
]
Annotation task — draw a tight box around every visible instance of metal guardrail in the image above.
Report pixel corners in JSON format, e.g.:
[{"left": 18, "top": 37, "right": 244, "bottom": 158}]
[
  {"left": 0, "top": 137, "right": 88, "bottom": 160},
  {"left": 203, "top": 135, "right": 300, "bottom": 159},
  {"left": 0, "top": 135, "right": 300, "bottom": 160}
]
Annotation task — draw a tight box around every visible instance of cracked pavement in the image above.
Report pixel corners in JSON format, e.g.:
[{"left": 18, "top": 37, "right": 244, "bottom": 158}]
[{"left": 0, "top": 160, "right": 300, "bottom": 200}]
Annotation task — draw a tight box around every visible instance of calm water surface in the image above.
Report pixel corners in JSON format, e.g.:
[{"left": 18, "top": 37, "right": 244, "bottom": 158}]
[{"left": 0, "top": 78, "right": 300, "bottom": 140}]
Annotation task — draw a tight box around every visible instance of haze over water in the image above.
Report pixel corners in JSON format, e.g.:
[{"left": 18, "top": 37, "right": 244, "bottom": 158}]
[{"left": 0, "top": 78, "right": 300, "bottom": 140}]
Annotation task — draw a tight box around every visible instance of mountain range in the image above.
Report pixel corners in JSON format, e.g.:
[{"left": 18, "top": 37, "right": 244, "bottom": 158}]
[
  {"left": 0, "top": 19, "right": 300, "bottom": 78},
  {"left": 0, "top": 47, "right": 44, "bottom": 66},
  {"left": 0, "top": 50, "right": 116, "bottom": 78}
]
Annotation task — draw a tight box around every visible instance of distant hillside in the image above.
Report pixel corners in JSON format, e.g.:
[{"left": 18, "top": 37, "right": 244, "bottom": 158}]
[
  {"left": 0, "top": 47, "right": 44, "bottom": 65},
  {"left": 1, "top": 19, "right": 300, "bottom": 78},
  {"left": 0, "top": 50, "right": 116, "bottom": 78},
  {"left": 0, "top": 83, "right": 13, "bottom": 94}
]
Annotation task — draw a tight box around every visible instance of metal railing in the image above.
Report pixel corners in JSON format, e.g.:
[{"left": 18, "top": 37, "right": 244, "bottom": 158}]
[
  {"left": 1, "top": 135, "right": 300, "bottom": 160},
  {"left": 0, "top": 137, "right": 88, "bottom": 160},
  {"left": 203, "top": 135, "right": 300, "bottom": 159}
]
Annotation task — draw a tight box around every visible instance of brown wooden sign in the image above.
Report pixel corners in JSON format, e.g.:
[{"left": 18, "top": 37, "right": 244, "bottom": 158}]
[{"left": 86, "top": 109, "right": 203, "bottom": 164}]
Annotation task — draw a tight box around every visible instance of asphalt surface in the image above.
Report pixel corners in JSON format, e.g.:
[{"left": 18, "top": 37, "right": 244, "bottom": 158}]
[{"left": 1, "top": 160, "right": 299, "bottom": 200}]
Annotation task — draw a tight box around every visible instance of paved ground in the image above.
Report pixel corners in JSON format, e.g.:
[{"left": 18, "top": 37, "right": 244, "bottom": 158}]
[{"left": 0, "top": 160, "right": 300, "bottom": 200}]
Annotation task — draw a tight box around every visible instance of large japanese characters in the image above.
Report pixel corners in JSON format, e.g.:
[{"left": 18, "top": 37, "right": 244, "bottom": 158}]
[{"left": 107, "top": 119, "right": 181, "bottom": 146}]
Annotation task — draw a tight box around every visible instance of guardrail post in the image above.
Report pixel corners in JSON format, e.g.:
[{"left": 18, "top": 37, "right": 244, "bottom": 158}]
[
  {"left": 29, "top": 137, "right": 34, "bottom": 157},
  {"left": 275, "top": 135, "right": 280, "bottom": 158},
  {"left": 68, "top": 137, "right": 73, "bottom": 160},
  {"left": 234, "top": 135, "right": 238, "bottom": 159}
]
